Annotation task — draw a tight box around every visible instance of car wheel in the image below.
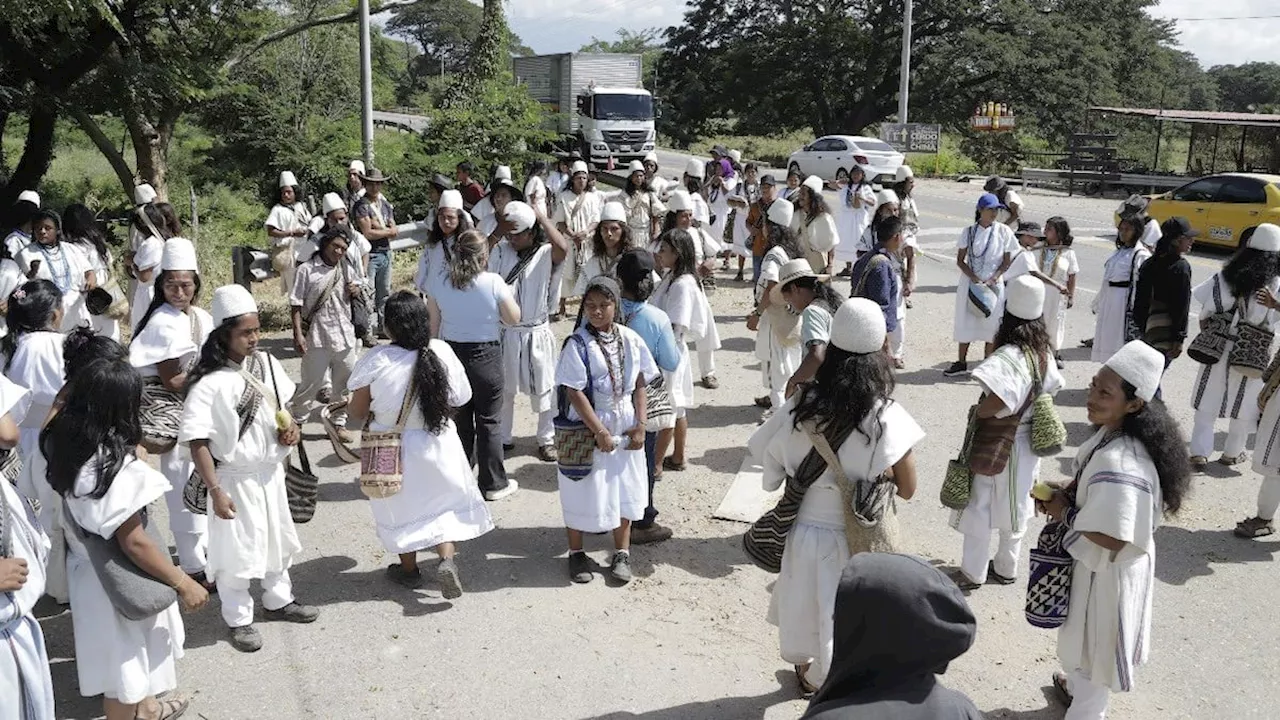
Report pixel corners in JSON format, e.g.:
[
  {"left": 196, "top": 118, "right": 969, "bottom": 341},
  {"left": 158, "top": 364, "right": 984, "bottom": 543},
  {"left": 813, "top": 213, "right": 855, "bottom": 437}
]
[
  {"left": 836, "top": 167, "right": 849, "bottom": 182},
  {"left": 788, "top": 161, "right": 801, "bottom": 177}
]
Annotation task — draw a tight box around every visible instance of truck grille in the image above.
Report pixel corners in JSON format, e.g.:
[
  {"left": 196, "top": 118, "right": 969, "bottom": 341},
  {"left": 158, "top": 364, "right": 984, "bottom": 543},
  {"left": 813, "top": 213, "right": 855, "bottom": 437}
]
[{"left": 602, "top": 130, "right": 647, "bottom": 143}]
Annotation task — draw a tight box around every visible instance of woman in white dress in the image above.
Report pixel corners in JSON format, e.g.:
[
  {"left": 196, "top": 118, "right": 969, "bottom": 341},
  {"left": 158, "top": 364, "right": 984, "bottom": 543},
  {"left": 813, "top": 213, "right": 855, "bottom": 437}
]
[
  {"left": 613, "top": 162, "right": 665, "bottom": 249},
  {"left": 790, "top": 176, "right": 839, "bottom": 275},
  {"left": 129, "top": 238, "right": 213, "bottom": 588},
  {"left": 651, "top": 229, "right": 711, "bottom": 473},
  {"left": 265, "top": 171, "right": 313, "bottom": 295},
  {"left": 945, "top": 193, "right": 1017, "bottom": 377},
  {"left": 180, "top": 285, "right": 318, "bottom": 653},
  {"left": 63, "top": 203, "right": 121, "bottom": 341},
  {"left": 1186, "top": 224, "right": 1280, "bottom": 471},
  {"left": 47, "top": 354, "right": 209, "bottom": 720},
  {"left": 16, "top": 210, "right": 93, "bottom": 333},
  {"left": 728, "top": 163, "right": 761, "bottom": 282},
  {"left": 1091, "top": 216, "right": 1151, "bottom": 363},
  {"left": 750, "top": 297, "right": 922, "bottom": 695},
  {"left": 1039, "top": 340, "right": 1191, "bottom": 720},
  {"left": 747, "top": 202, "right": 804, "bottom": 412},
  {"left": 1039, "top": 217, "right": 1080, "bottom": 367},
  {"left": 574, "top": 202, "right": 634, "bottom": 298},
  {"left": 953, "top": 275, "right": 1064, "bottom": 590},
  {"left": 551, "top": 161, "right": 605, "bottom": 320},
  {"left": 524, "top": 160, "right": 550, "bottom": 218},
  {"left": 557, "top": 276, "right": 657, "bottom": 585},
  {"left": 659, "top": 192, "right": 723, "bottom": 391},
  {"left": 834, "top": 166, "right": 876, "bottom": 276},
  {"left": 705, "top": 160, "right": 736, "bottom": 252},
  {"left": 348, "top": 291, "right": 494, "bottom": 595},
  {"left": 896, "top": 166, "right": 920, "bottom": 307}
]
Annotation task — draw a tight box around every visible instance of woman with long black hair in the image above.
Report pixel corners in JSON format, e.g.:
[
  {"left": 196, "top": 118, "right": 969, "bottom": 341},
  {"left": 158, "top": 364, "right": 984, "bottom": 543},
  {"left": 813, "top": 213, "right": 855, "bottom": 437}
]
[
  {"left": 651, "top": 228, "right": 710, "bottom": 472},
  {"left": 614, "top": 160, "right": 664, "bottom": 245},
  {"left": 347, "top": 291, "right": 493, "bottom": 593},
  {"left": 792, "top": 176, "right": 839, "bottom": 275},
  {"left": 63, "top": 202, "right": 121, "bottom": 340},
  {"left": 415, "top": 189, "right": 473, "bottom": 296},
  {"left": 1091, "top": 215, "right": 1151, "bottom": 363},
  {"left": 15, "top": 208, "right": 95, "bottom": 332},
  {"left": 748, "top": 201, "right": 804, "bottom": 412},
  {"left": 781, "top": 267, "right": 847, "bottom": 399},
  {"left": 1040, "top": 340, "right": 1190, "bottom": 719},
  {"left": 749, "top": 297, "right": 922, "bottom": 695},
  {"left": 660, "top": 191, "right": 722, "bottom": 390}
]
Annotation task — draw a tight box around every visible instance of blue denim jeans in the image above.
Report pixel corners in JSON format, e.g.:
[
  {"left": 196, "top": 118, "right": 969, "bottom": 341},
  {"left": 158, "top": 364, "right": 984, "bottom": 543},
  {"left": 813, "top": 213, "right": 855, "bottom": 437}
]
[
  {"left": 752, "top": 254, "right": 764, "bottom": 284},
  {"left": 368, "top": 250, "right": 392, "bottom": 328},
  {"left": 636, "top": 431, "right": 659, "bottom": 527}
]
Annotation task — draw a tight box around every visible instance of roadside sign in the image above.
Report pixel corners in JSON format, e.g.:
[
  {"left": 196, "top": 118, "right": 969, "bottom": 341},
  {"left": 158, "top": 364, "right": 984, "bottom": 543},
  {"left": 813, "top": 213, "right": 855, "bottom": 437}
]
[{"left": 880, "top": 123, "right": 942, "bottom": 154}]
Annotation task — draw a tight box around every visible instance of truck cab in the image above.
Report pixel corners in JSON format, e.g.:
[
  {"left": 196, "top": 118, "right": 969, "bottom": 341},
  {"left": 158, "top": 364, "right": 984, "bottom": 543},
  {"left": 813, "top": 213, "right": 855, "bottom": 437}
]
[{"left": 577, "top": 86, "right": 656, "bottom": 168}]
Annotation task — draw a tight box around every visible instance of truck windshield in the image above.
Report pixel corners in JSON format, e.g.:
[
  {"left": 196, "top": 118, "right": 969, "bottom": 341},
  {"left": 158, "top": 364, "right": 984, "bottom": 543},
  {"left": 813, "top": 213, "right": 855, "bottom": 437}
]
[{"left": 593, "top": 94, "right": 653, "bottom": 121}]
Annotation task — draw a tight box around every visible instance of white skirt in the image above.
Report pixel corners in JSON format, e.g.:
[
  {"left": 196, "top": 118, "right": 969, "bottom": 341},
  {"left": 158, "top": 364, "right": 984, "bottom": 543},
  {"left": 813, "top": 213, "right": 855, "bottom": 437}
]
[
  {"left": 558, "top": 406, "right": 647, "bottom": 533},
  {"left": 207, "top": 464, "right": 303, "bottom": 583},
  {"left": 953, "top": 277, "right": 1005, "bottom": 344},
  {"left": 768, "top": 521, "right": 848, "bottom": 689}
]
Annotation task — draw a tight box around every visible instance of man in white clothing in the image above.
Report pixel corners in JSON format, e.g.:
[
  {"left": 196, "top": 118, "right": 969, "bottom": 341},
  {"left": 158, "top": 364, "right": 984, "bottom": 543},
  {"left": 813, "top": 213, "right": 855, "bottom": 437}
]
[{"left": 551, "top": 161, "right": 604, "bottom": 319}]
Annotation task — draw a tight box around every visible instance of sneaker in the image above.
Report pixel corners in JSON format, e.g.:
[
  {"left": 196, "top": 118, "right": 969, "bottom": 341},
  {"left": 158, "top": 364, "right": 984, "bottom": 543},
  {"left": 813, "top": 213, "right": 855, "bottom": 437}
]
[
  {"left": 630, "top": 523, "right": 673, "bottom": 545},
  {"left": 263, "top": 601, "right": 319, "bottom": 624},
  {"left": 836, "top": 267, "right": 852, "bottom": 278},
  {"left": 568, "top": 551, "right": 593, "bottom": 584},
  {"left": 943, "top": 361, "right": 969, "bottom": 377},
  {"left": 503, "top": 443, "right": 515, "bottom": 452},
  {"left": 230, "top": 625, "right": 263, "bottom": 653},
  {"left": 436, "top": 558, "right": 463, "bottom": 600},
  {"left": 537, "top": 445, "right": 559, "bottom": 463},
  {"left": 484, "top": 480, "right": 520, "bottom": 502},
  {"left": 609, "top": 551, "right": 633, "bottom": 583},
  {"left": 386, "top": 563, "right": 423, "bottom": 589},
  {"left": 1055, "top": 354, "right": 1065, "bottom": 370}
]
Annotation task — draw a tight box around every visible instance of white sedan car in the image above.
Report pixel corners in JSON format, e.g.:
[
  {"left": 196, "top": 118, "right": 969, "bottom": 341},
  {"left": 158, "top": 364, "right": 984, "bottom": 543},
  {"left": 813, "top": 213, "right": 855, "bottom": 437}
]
[{"left": 787, "top": 135, "right": 905, "bottom": 184}]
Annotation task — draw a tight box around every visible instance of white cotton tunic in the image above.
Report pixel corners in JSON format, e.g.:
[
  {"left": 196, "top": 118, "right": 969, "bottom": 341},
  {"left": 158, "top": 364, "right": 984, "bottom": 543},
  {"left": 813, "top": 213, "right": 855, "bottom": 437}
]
[
  {"left": 706, "top": 178, "right": 736, "bottom": 249},
  {"left": 264, "top": 202, "right": 313, "bottom": 265},
  {"left": 178, "top": 354, "right": 302, "bottom": 584},
  {"left": 490, "top": 241, "right": 557, "bottom": 407},
  {"left": 835, "top": 184, "right": 876, "bottom": 263},
  {"left": 1092, "top": 245, "right": 1151, "bottom": 363},
  {"left": 650, "top": 273, "right": 708, "bottom": 410},
  {"left": 749, "top": 396, "right": 924, "bottom": 690},
  {"left": 62, "top": 457, "right": 185, "bottom": 704},
  {"left": 611, "top": 190, "right": 664, "bottom": 246},
  {"left": 729, "top": 183, "right": 759, "bottom": 258},
  {"left": 129, "top": 238, "right": 164, "bottom": 333},
  {"left": 1190, "top": 273, "right": 1280, "bottom": 421},
  {"left": 1058, "top": 430, "right": 1160, "bottom": 693},
  {"left": 0, "top": 259, "right": 22, "bottom": 340},
  {"left": 349, "top": 343, "right": 494, "bottom": 554},
  {"left": 1037, "top": 246, "right": 1080, "bottom": 352},
  {"left": 754, "top": 247, "right": 802, "bottom": 392},
  {"left": 553, "top": 189, "right": 606, "bottom": 298},
  {"left": 525, "top": 175, "right": 550, "bottom": 217},
  {"left": 129, "top": 304, "right": 212, "bottom": 376},
  {"left": 16, "top": 242, "right": 92, "bottom": 332},
  {"left": 953, "top": 223, "right": 1017, "bottom": 344},
  {"left": 554, "top": 326, "right": 658, "bottom": 533},
  {"left": 954, "top": 345, "right": 1064, "bottom": 538},
  {"left": 790, "top": 211, "right": 839, "bottom": 273}
]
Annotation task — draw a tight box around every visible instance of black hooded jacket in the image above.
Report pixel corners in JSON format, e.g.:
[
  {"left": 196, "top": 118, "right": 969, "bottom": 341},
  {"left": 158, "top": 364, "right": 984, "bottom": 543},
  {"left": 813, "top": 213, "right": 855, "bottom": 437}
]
[{"left": 801, "top": 553, "right": 984, "bottom": 720}]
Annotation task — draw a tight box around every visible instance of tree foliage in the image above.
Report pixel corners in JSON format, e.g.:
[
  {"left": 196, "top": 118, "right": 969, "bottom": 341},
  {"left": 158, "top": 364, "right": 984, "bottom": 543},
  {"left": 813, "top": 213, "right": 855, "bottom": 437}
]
[{"left": 1209, "top": 63, "right": 1280, "bottom": 113}]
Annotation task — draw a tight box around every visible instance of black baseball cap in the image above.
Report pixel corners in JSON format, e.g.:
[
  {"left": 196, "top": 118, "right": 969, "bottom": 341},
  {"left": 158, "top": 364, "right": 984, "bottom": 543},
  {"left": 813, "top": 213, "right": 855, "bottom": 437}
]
[
  {"left": 617, "top": 248, "right": 656, "bottom": 285},
  {"left": 760, "top": 174, "right": 778, "bottom": 186},
  {"left": 1161, "top": 216, "right": 1199, "bottom": 238},
  {"left": 1016, "top": 221, "right": 1044, "bottom": 238}
]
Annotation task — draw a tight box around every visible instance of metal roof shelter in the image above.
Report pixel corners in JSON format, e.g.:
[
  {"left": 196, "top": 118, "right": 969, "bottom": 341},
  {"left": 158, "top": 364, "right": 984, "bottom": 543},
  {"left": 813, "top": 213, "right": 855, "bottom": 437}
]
[
  {"left": 1089, "top": 106, "right": 1280, "bottom": 175},
  {"left": 1090, "top": 107, "right": 1280, "bottom": 128}
]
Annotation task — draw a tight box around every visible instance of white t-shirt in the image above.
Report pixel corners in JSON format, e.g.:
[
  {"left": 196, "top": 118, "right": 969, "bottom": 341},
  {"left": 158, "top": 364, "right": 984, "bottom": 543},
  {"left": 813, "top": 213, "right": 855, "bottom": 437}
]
[{"left": 427, "top": 271, "right": 513, "bottom": 343}]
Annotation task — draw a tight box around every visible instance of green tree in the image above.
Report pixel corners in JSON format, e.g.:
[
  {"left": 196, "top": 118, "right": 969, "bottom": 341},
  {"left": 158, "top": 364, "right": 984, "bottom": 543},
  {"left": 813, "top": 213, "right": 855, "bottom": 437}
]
[{"left": 1209, "top": 62, "right": 1280, "bottom": 113}]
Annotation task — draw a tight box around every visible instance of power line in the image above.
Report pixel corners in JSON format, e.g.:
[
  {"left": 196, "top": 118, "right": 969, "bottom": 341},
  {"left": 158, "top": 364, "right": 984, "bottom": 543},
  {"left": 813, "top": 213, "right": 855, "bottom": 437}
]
[{"left": 1164, "top": 14, "right": 1280, "bottom": 22}]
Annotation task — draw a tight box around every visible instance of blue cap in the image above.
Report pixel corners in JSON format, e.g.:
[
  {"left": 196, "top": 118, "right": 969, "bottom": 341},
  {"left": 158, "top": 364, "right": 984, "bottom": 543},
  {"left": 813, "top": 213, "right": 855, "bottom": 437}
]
[{"left": 976, "top": 192, "right": 1005, "bottom": 211}]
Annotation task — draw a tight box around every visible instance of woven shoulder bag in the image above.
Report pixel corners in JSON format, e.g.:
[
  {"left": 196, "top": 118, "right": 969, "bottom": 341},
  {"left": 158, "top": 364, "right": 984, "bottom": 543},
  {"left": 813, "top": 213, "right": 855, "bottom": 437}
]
[
  {"left": 1025, "top": 350, "right": 1067, "bottom": 458},
  {"left": 941, "top": 405, "right": 978, "bottom": 510},
  {"left": 359, "top": 376, "right": 417, "bottom": 499},
  {"left": 553, "top": 334, "right": 597, "bottom": 481}
]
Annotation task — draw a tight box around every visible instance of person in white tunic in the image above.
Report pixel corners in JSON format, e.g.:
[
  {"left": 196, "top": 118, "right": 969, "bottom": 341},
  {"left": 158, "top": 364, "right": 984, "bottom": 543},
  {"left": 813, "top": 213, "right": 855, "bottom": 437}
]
[
  {"left": 547, "top": 158, "right": 571, "bottom": 197},
  {"left": 749, "top": 297, "right": 922, "bottom": 694},
  {"left": 415, "top": 189, "right": 472, "bottom": 298},
  {"left": 747, "top": 204, "right": 804, "bottom": 412},
  {"left": 490, "top": 202, "right": 569, "bottom": 461},
  {"left": 524, "top": 160, "right": 550, "bottom": 218},
  {"left": 650, "top": 229, "right": 711, "bottom": 473},
  {"left": 180, "top": 285, "right": 317, "bottom": 653},
  {"left": 2, "top": 192, "right": 39, "bottom": 261},
  {"left": 4, "top": 281, "right": 68, "bottom": 604},
  {"left": 953, "top": 275, "right": 1064, "bottom": 589},
  {"left": 659, "top": 191, "right": 723, "bottom": 390},
  {"left": 1038, "top": 217, "right": 1080, "bottom": 365},
  {"left": 1187, "top": 226, "right": 1280, "bottom": 469},
  {"left": 477, "top": 173, "right": 522, "bottom": 239},
  {"left": 128, "top": 238, "right": 213, "bottom": 587},
  {"left": 985, "top": 176, "right": 1024, "bottom": 228},
  {"left": 347, "top": 291, "right": 494, "bottom": 595},
  {"left": 1039, "top": 340, "right": 1191, "bottom": 720},
  {"left": 62, "top": 204, "right": 121, "bottom": 341},
  {"left": 834, "top": 166, "right": 876, "bottom": 275},
  {"left": 557, "top": 276, "right": 658, "bottom": 585},
  {"left": 704, "top": 159, "right": 737, "bottom": 253},
  {"left": 0, "top": 374, "right": 54, "bottom": 720},
  {"left": 128, "top": 237, "right": 164, "bottom": 334},
  {"left": 895, "top": 165, "right": 921, "bottom": 307},
  {"left": 16, "top": 210, "right": 94, "bottom": 333},
  {"left": 945, "top": 193, "right": 1017, "bottom": 377},
  {"left": 790, "top": 176, "right": 839, "bottom": 275},
  {"left": 1239, "top": 317, "right": 1280, "bottom": 538},
  {"left": 48, "top": 355, "right": 209, "bottom": 720},
  {"left": 611, "top": 161, "right": 664, "bottom": 247},
  {"left": 264, "top": 171, "right": 313, "bottom": 295},
  {"left": 551, "top": 161, "right": 605, "bottom": 319},
  {"left": 727, "top": 163, "right": 760, "bottom": 282},
  {"left": 1091, "top": 216, "right": 1151, "bottom": 363},
  {"left": 573, "top": 201, "right": 635, "bottom": 298},
  {"left": 642, "top": 152, "right": 671, "bottom": 201}
]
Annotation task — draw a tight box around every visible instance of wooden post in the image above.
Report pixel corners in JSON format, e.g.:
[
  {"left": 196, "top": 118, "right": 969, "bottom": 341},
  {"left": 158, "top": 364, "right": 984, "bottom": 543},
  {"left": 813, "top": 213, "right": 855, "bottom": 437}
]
[
  {"left": 1238, "top": 126, "right": 1249, "bottom": 171},
  {"left": 1211, "top": 125, "right": 1221, "bottom": 172}
]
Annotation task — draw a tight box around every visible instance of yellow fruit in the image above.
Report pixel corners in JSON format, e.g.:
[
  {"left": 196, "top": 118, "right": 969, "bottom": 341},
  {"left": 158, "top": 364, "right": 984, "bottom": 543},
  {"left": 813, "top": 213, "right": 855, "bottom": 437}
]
[
  {"left": 1031, "top": 482, "right": 1055, "bottom": 502},
  {"left": 275, "top": 410, "right": 293, "bottom": 431}
]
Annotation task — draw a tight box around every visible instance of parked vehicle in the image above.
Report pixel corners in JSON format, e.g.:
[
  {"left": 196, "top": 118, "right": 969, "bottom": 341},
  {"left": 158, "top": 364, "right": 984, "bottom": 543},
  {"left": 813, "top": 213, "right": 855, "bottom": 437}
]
[
  {"left": 513, "top": 53, "right": 657, "bottom": 168},
  {"left": 787, "top": 135, "right": 904, "bottom": 183},
  {"left": 1119, "top": 173, "right": 1280, "bottom": 249}
]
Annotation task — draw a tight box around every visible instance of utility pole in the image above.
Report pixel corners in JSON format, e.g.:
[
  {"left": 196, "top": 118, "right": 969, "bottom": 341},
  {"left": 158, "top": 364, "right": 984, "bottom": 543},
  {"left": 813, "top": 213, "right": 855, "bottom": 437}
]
[
  {"left": 897, "top": 0, "right": 913, "bottom": 123},
  {"left": 358, "top": 0, "right": 374, "bottom": 167}
]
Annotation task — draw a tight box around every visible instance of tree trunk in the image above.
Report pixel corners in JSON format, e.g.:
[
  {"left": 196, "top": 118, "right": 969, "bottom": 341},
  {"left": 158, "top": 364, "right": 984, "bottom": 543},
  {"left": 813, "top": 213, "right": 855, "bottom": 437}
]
[
  {"left": 66, "top": 107, "right": 137, "bottom": 202},
  {"left": 1, "top": 106, "right": 58, "bottom": 207}
]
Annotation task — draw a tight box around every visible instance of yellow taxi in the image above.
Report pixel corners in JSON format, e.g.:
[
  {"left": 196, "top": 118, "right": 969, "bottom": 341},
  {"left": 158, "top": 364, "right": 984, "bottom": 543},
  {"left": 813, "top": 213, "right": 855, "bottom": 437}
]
[{"left": 1128, "top": 173, "right": 1280, "bottom": 249}]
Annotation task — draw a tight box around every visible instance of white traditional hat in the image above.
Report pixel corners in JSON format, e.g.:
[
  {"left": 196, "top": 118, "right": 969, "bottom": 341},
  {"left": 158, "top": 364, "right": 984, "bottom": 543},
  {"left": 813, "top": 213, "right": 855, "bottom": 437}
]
[
  {"left": 1248, "top": 223, "right": 1280, "bottom": 253},
  {"left": 1104, "top": 340, "right": 1166, "bottom": 401},
  {"left": 438, "top": 189, "right": 464, "bottom": 210},
  {"left": 133, "top": 184, "right": 156, "bottom": 206},
  {"left": 831, "top": 298, "right": 887, "bottom": 354},
  {"left": 504, "top": 201, "right": 537, "bottom": 233},
  {"left": 134, "top": 236, "right": 164, "bottom": 271},
  {"left": 728, "top": 149, "right": 742, "bottom": 164},
  {"left": 644, "top": 152, "right": 659, "bottom": 164},
  {"left": 600, "top": 201, "right": 627, "bottom": 223},
  {"left": 495, "top": 165, "right": 513, "bottom": 181},
  {"left": 279, "top": 170, "right": 298, "bottom": 188},
  {"left": 16, "top": 190, "right": 39, "bottom": 207},
  {"left": 1005, "top": 274, "right": 1045, "bottom": 320},
  {"left": 777, "top": 258, "right": 818, "bottom": 287},
  {"left": 160, "top": 237, "right": 198, "bottom": 273},
  {"left": 570, "top": 160, "right": 589, "bottom": 176},
  {"left": 348, "top": 159, "right": 366, "bottom": 174},
  {"left": 876, "top": 189, "right": 899, "bottom": 206},
  {"left": 767, "top": 198, "right": 794, "bottom": 227},
  {"left": 667, "top": 190, "right": 694, "bottom": 213},
  {"left": 627, "top": 160, "right": 646, "bottom": 174},
  {"left": 684, "top": 158, "right": 705, "bottom": 179},
  {"left": 895, "top": 165, "right": 914, "bottom": 183},
  {"left": 211, "top": 284, "right": 258, "bottom": 326},
  {"left": 802, "top": 175, "right": 824, "bottom": 194},
  {"left": 321, "top": 192, "right": 345, "bottom": 216}
]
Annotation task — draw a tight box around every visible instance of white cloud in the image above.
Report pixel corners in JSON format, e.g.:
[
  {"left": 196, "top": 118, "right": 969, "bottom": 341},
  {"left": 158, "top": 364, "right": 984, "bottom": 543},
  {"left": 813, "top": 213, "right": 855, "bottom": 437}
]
[{"left": 1154, "top": 0, "right": 1280, "bottom": 67}]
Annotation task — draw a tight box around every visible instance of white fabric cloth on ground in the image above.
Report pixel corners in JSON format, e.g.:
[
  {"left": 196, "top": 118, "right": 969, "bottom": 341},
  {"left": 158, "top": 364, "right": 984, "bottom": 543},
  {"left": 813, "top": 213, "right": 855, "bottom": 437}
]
[
  {"left": 1092, "top": 246, "right": 1150, "bottom": 363},
  {"left": 953, "top": 223, "right": 1017, "bottom": 344}
]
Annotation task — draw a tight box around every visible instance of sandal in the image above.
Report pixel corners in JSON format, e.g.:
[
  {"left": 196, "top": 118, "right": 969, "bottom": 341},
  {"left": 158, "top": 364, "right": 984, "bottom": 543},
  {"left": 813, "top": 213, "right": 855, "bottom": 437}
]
[
  {"left": 1218, "top": 453, "right": 1248, "bottom": 467},
  {"left": 1051, "top": 671, "right": 1073, "bottom": 707},
  {"left": 137, "top": 696, "right": 190, "bottom": 720},
  {"left": 1234, "top": 516, "right": 1275, "bottom": 539},
  {"left": 753, "top": 396, "right": 772, "bottom": 409},
  {"left": 662, "top": 457, "right": 686, "bottom": 472},
  {"left": 1190, "top": 456, "right": 1209, "bottom": 472},
  {"left": 795, "top": 664, "right": 818, "bottom": 697}
]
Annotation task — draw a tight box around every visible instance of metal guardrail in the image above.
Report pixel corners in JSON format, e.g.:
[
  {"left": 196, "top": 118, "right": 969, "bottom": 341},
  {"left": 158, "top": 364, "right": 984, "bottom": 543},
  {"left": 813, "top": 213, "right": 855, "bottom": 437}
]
[{"left": 1020, "top": 167, "right": 1187, "bottom": 196}]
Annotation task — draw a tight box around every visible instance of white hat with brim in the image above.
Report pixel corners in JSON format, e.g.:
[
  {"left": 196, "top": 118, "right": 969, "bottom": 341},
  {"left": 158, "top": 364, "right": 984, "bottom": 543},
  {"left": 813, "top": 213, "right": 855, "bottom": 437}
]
[
  {"left": 803, "top": 175, "right": 824, "bottom": 195},
  {"left": 876, "top": 189, "right": 899, "bottom": 206},
  {"left": 439, "top": 189, "right": 464, "bottom": 211},
  {"left": 1248, "top": 223, "right": 1280, "bottom": 253},
  {"left": 895, "top": 165, "right": 914, "bottom": 183},
  {"left": 279, "top": 171, "right": 298, "bottom": 189},
  {"left": 600, "top": 202, "right": 627, "bottom": 223},
  {"left": 16, "top": 190, "right": 39, "bottom": 207},
  {"left": 767, "top": 199, "right": 794, "bottom": 227},
  {"left": 321, "top": 192, "right": 344, "bottom": 216},
  {"left": 831, "top": 297, "right": 887, "bottom": 354},
  {"left": 348, "top": 160, "right": 366, "bottom": 175},
  {"left": 211, "top": 284, "right": 258, "bottom": 326},
  {"left": 684, "top": 158, "right": 705, "bottom": 179},
  {"left": 570, "top": 161, "right": 590, "bottom": 176},
  {"left": 133, "top": 184, "right": 156, "bottom": 206},
  {"left": 1104, "top": 340, "right": 1166, "bottom": 402},
  {"left": 1006, "top": 274, "right": 1045, "bottom": 320},
  {"left": 160, "top": 237, "right": 198, "bottom": 273},
  {"left": 777, "top": 258, "right": 823, "bottom": 288},
  {"left": 667, "top": 190, "right": 695, "bottom": 213},
  {"left": 504, "top": 201, "right": 537, "bottom": 233},
  {"left": 628, "top": 160, "right": 646, "bottom": 174}
]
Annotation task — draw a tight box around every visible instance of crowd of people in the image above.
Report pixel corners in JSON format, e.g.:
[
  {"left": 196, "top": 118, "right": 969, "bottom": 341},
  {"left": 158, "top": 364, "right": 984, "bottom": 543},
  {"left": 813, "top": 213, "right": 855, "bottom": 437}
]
[{"left": 0, "top": 146, "right": 1266, "bottom": 720}]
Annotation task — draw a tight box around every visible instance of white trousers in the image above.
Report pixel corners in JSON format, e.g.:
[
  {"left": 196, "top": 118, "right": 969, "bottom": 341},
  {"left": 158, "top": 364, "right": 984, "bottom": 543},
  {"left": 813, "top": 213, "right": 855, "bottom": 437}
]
[
  {"left": 889, "top": 322, "right": 905, "bottom": 360},
  {"left": 1189, "top": 400, "right": 1253, "bottom": 459},
  {"left": 161, "top": 448, "right": 207, "bottom": 574},
  {"left": 1258, "top": 474, "right": 1280, "bottom": 519},
  {"left": 219, "top": 570, "right": 295, "bottom": 628},
  {"left": 292, "top": 345, "right": 357, "bottom": 426},
  {"left": 961, "top": 528, "right": 1022, "bottom": 584},
  {"left": 697, "top": 343, "right": 716, "bottom": 378},
  {"left": 500, "top": 390, "right": 555, "bottom": 446},
  {"left": 1064, "top": 669, "right": 1111, "bottom": 720}
]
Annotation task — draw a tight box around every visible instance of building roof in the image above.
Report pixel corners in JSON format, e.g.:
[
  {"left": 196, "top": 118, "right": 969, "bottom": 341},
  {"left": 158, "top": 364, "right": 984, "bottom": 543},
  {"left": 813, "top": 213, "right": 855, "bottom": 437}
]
[{"left": 1090, "top": 106, "right": 1280, "bottom": 129}]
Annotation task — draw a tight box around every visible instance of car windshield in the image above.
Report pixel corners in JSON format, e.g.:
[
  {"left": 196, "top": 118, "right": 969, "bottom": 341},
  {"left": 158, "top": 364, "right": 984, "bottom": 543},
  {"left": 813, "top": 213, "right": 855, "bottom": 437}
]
[
  {"left": 593, "top": 94, "right": 654, "bottom": 121},
  {"left": 854, "top": 139, "right": 897, "bottom": 153}
]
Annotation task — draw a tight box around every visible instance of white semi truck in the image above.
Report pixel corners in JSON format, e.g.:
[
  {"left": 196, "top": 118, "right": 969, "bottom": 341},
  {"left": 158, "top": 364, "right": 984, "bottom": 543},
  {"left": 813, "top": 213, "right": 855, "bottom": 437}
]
[{"left": 513, "top": 52, "right": 657, "bottom": 168}]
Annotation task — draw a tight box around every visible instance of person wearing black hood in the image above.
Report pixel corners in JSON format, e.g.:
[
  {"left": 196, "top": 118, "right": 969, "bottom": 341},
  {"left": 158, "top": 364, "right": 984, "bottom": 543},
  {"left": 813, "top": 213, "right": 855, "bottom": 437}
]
[{"left": 801, "top": 553, "right": 983, "bottom": 720}]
